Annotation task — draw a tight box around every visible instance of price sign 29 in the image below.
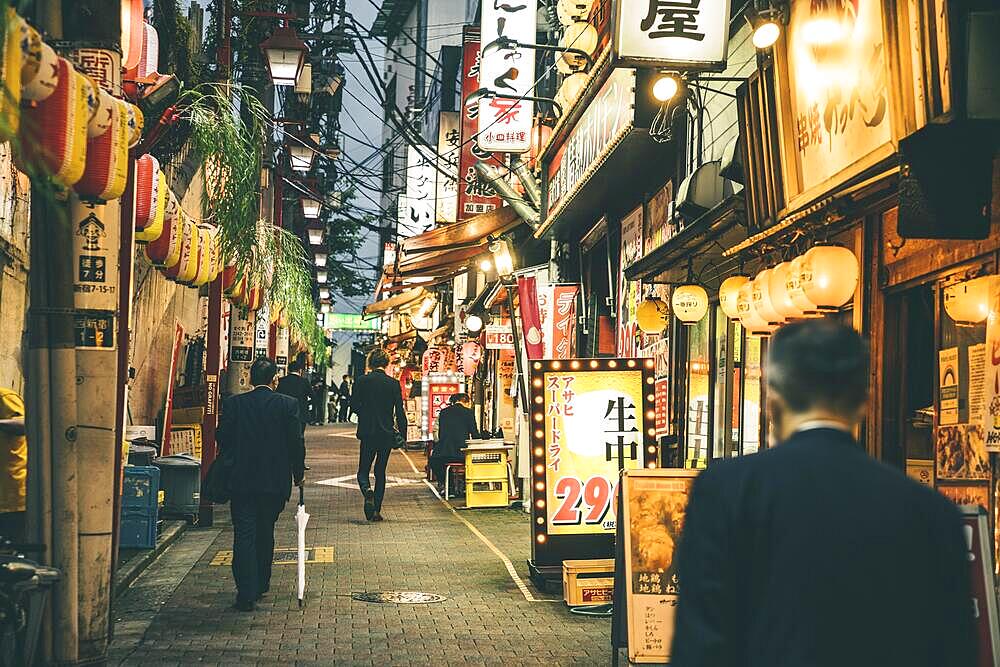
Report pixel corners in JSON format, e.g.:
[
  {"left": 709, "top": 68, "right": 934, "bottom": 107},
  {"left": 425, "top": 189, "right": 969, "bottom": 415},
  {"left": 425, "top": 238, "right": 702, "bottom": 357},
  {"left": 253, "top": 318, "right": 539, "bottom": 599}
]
[{"left": 551, "top": 475, "right": 619, "bottom": 529}]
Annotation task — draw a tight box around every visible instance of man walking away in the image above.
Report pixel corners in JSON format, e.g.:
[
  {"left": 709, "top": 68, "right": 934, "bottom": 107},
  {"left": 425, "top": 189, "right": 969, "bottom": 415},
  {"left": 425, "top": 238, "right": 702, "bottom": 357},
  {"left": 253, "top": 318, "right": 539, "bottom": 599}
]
[
  {"left": 217, "top": 358, "right": 305, "bottom": 611},
  {"left": 671, "top": 320, "right": 976, "bottom": 667},
  {"left": 431, "top": 393, "right": 479, "bottom": 495},
  {"left": 276, "top": 357, "right": 312, "bottom": 469},
  {"left": 351, "top": 349, "right": 407, "bottom": 522},
  {"left": 337, "top": 374, "right": 352, "bottom": 422}
]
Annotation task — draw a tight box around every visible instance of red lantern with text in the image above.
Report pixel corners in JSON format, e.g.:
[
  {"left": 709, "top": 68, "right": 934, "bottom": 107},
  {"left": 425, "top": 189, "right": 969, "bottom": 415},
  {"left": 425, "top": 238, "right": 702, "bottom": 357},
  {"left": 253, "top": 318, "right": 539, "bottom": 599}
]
[
  {"left": 18, "top": 57, "right": 89, "bottom": 186},
  {"left": 460, "top": 341, "right": 483, "bottom": 377}
]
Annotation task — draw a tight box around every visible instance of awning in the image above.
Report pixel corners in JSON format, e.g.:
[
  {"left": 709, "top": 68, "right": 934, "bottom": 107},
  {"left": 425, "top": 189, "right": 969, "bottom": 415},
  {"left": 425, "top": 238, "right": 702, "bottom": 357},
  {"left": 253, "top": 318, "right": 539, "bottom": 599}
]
[
  {"left": 401, "top": 206, "right": 522, "bottom": 255},
  {"left": 393, "top": 245, "right": 486, "bottom": 279},
  {"left": 363, "top": 287, "right": 430, "bottom": 316},
  {"left": 421, "top": 318, "right": 454, "bottom": 344}
]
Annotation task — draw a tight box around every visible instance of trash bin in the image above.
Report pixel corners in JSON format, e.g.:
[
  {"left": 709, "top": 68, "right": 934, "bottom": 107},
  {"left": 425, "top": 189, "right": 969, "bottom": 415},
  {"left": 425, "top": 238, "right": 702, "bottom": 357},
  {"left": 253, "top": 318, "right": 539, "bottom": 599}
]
[
  {"left": 127, "top": 442, "right": 158, "bottom": 467},
  {"left": 153, "top": 454, "right": 201, "bottom": 519},
  {"left": 0, "top": 555, "right": 60, "bottom": 667}
]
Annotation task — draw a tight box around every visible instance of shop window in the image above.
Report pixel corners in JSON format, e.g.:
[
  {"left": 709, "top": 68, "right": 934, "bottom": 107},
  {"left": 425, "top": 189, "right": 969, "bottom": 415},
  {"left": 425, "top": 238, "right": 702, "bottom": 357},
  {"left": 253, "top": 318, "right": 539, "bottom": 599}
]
[
  {"left": 741, "top": 334, "right": 764, "bottom": 455},
  {"left": 580, "top": 234, "right": 616, "bottom": 357},
  {"left": 685, "top": 312, "right": 712, "bottom": 465}
]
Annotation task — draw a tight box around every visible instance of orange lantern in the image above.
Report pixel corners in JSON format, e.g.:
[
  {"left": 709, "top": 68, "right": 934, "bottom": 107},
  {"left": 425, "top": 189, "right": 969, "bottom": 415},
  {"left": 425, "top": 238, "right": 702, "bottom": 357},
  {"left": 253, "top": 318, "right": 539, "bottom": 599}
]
[
  {"left": 191, "top": 226, "right": 214, "bottom": 286},
  {"left": 528, "top": 121, "right": 552, "bottom": 169},
  {"left": 134, "top": 155, "right": 166, "bottom": 242},
  {"left": 76, "top": 94, "right": 130, "bottom": 200},
  {"left": 0, "top": 11, "right": 26, "bottom": 138},
  {"left": 222, "top": 264, "right": 241, "bottom": 295},
  {"left": 18, "top": 57, "right": 89, "bottom": 186}
]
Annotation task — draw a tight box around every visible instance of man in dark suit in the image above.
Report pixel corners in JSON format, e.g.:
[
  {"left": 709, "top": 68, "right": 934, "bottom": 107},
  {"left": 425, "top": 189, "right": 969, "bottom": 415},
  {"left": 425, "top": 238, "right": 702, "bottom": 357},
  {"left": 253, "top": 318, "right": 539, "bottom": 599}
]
[
  {"left": 671, "top": 320, "right": 976, "bottom": 666},
  {"left": 351, "top": 348, "right": 407, "bottom": 522},
  {"left": 430, "top": 393, "right": 479, "bottom": 494},
  {"left": 217, "top": 357, "right": 305, "bottom": 611},
  {"left": 337, "top": 374, "right": 352, "bottom": 422},
  {"left": 276, "top": 357, "right": 312, "bottom": 435}
]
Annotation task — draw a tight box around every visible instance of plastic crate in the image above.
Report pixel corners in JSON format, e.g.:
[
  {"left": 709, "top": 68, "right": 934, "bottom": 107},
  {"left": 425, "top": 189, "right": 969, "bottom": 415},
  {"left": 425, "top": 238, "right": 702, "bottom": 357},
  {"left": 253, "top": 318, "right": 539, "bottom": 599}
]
[
  {"left": 119, "top": 509, "right": 157, "bottom": 549},
  {"left": 121, "top": 466, "right": 160, "bottom": 511},
  {"left": 465, "top": 479, "right": 508, "bottom": 508}
]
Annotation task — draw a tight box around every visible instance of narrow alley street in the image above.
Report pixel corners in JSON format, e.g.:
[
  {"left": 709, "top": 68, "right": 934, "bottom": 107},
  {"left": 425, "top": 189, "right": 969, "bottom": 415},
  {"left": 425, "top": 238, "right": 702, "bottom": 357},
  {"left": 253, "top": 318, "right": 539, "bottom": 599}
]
[{"left": 108, "top": 425, "right": 612, "bottom": 666}]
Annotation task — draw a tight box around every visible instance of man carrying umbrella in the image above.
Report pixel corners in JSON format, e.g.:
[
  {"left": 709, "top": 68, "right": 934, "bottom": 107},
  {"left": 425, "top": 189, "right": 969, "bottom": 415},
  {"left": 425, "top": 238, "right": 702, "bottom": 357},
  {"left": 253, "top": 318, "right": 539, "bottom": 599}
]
[{"left": 217, "top": 357, "right": 305, "bottom": 611}]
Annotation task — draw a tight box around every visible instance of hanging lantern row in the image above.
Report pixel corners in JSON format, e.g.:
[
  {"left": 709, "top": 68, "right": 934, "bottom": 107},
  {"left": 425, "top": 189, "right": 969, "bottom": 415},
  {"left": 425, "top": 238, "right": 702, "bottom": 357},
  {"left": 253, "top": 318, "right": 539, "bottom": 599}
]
[
  {"left": 718, "top": 245, "right": 859, "bottom": 336},
  {"left": 0, "top": 8, "right": 143, "bottom": 195},
  {"left": 222, "top": 264, "right": 265, "bottom": 311}
]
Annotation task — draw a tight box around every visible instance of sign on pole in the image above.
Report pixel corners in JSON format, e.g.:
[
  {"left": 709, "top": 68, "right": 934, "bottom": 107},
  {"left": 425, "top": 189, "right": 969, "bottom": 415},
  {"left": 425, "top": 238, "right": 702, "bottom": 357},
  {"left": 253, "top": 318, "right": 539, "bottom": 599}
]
[
  {"left": 436, "top": 111, "right": 460, "bottom": 224},
  {"left": 478, "top": 0, "right": 536, "bottom": 152}
]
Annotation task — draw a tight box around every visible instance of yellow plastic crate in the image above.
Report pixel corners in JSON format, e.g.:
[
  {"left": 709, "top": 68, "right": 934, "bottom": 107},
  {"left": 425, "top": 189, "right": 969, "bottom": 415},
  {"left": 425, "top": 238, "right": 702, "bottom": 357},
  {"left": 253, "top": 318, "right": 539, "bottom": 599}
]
[
  {"left": 563, "top": 559, "right": 615, "bottom": 606},
  {"left": 465, "top": 479, "right": 508, "bottom": 508}
]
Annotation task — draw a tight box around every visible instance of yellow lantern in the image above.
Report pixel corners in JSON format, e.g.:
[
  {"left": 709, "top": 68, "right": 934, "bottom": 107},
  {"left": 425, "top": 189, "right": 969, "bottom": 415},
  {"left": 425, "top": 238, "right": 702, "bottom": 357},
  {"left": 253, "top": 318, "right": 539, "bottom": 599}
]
[
  {"left": 737, "top": 281, "right": 772, "bottom": 336},
  {"left": 751, "top": 269, "right": 785, "bottom": 326},
  {"left": 559, "top": 72, "right": 588, "bottom": 107},
  {"left": 0, "top": 11, "right": 26, "bottom": 139},
  {"left": 636, "top": 297, "right": 669, "bottom": 334},
  {"left": 672, "top": 285, "right": 708, "bottom": 325},
  {"left": 767, "top": 262, "right": 803, "bottom": 320},
  {"left": 719, "top": 275, "right": 749, "bottom": 319},
  {"left": 786, "top": 255, "right": 822, "bottom": 317},
  {"left": 944, "top": 276, "right": 992, "bottom": 326},
  {"left": 799, "top": 245, "right": 858, "bottom": 311}
]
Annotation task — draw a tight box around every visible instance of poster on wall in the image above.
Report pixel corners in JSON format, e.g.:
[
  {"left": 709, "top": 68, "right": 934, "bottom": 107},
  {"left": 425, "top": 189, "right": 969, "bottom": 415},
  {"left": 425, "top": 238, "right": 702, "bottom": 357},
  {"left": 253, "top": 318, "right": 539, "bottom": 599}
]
[
  {"left": 939, "top": 347, "right": 959, "bottom": 425},
  {"left": 528, "top": 358, "right": 659, "bottom": 570},
  {"left": 982, "top": 280, "right": 1000, "bottom": 451},
  {"left": 617, "top": 206, "right": 644, "bottom": 358},
  {"left": 935, "top": 424, "right": 991, "bottom": 481},
  {"left": 968, "top": 343, "right": 986, "bottom": 426},
  {"left": 620, "top": 468, "right": 699, "bottom": 664},
  {"left": 780, "top": 0, "right": 894, "bottom": 203},
  {"left": 644, "top": 180, "right": 675, "bottom": 253}
]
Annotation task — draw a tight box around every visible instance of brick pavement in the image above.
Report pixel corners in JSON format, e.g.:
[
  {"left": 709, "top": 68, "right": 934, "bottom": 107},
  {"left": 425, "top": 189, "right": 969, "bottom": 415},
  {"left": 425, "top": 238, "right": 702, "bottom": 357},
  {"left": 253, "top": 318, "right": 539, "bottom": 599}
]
[{"left": 108, "top": 424, "right": 614, "bottom": 666}]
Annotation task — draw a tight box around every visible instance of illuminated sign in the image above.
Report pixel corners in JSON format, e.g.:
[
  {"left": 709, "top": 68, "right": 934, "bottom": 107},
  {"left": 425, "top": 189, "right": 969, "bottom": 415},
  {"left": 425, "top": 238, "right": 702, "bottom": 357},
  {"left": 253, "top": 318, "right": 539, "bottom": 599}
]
[
  {"left": 615, "top": 0, "right": 731, "bottom": 70},
  {"left": 323, "top": 313, "right": 381, "bottom": 331},
  {"left": 402, "top": 144, "right": 436, "bottom": 234},
  {"left": 528, "top": 358, "right": 659, "bottom": 568},
  {"left": 478, "top": 0, "right": 536, "bottom": 152},
  {"left": 435, "top": 111, "right": 460, "bottom": 224},
  {"left": 420, "top": 372, "right": 465, "bottom": 440}
]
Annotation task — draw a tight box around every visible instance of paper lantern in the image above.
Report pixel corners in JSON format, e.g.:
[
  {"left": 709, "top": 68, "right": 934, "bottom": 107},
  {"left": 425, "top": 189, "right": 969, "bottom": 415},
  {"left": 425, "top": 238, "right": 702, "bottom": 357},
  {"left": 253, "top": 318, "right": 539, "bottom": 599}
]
[
  {"left": 751, "top": 269, "right": 785, "bottom": 326},
  {"left": 190, "top": 226, "right": 213, "bottom": 286},
  {"left": 0, "top": 11, "right": 25, "bottom": 138},
  {"left": 461, "top": 341, "right": 483, "bottom": 377},
  {"left": 556, "top": 0, "right": 590, "bottom": 26},
  {"left": 76, "top": 96, "right": 130, "bottom": 200},
  {"left": 785, "top": 255, "right": 822, "bottom": 317},
  {"left": 18, "top": 57, "right": 89, "bottom": 186},
  {"left": 125, "top": 102, "right": 143, "bottom": 148},
  {"left": 736, "top": 281, "right": 773, "bottom": 336},
  {"left": 134, "top": 155, "right": 165, "bottom": 241},
  {"left": 767, "top": 262, "right": 803, "bottom": 320},
  {"left": 556, "top": 21, "right": 597, "bottom": 73},
  {"left": 636, "top": 297, "right": 669, "bottom": 334},
  {"left": 145, "top": 192, "right": 183, "bottom": 267},
  {"left": 671, "top": 284, "right": 708, "bottom": 324},
  {"left": 20, "top": 24, "right": 59, "bottom": 103},
  {"left": 164, "top": 217, "right": 199, "bottom": 283},
  {"left": 799, "top": 245, "right": 858, "bottom": 311},
  {"left": 719, "top": 275, "right": 749, "bottom": 319},
  {"left": 138, "top": 22, "right": 159, "bottom": 79},
  {"left": 222, "top": 264, "right": 241, "bottom": 295},
  {"left": 559, "top": 72, "right": 588, "bottom": 107},
  {"left": 944, "top": 276, "right": 992, "bottom": 326},
  {"left": 121, "top": 0, "right": 145, "bottom": 71}
]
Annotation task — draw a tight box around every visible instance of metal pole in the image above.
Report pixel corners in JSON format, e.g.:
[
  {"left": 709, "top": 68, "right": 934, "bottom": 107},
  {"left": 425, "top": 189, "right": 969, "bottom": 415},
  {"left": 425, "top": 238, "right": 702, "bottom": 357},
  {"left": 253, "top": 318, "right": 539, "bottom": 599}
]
[{"left": 199, "top": 279, "right": 223, "bottom": 527}]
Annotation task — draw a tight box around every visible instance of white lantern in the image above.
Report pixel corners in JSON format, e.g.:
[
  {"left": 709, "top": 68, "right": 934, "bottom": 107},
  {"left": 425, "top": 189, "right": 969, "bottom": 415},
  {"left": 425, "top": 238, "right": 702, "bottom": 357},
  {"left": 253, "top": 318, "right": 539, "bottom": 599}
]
[
  {"left": 319, "top": 287, "right": 330, "bottom": 300},
  {"left": 314, "top": 251, "right": 328, "bottom": 268},
  {"left": 719, "top": 275, "right": 749, "bottom": 319},
  {"left": 944, "top": 276, "right": 992, "bottom": 326},
  {"left": 260, "top": 25, "right": 308, "bottom": 87},
  {"left": 786, "top": 255, "right": 822, "bottom": 317},
  {"left": 489, "top": 239, "right": 515, "bottom": 278},
  {"left": 556, "top": 21, "right": 597, "bottom": 73},
  {"left": 737, "top": 281, "right": 773, "bottom": 336},
  {"left": 301, "top": 196, "right": 321, "bottom": 219},
  {"left": 799, "top": 245, "right": 859, "bottom": 311},
  {"left": 559, "top": 72, "right": 588, "bottom": 107},
  {"left": 751, "top": 269, "right": 785, "bottom": 325},
  {"left": 671, "top": 285, "right": 708, "bottom": 325},
  {"left": 316, "top": 270, "right": 328, "bottom": 283},
  {"left": 556, "top": 0, "right": 590, "bottom": 25},
  {"left": 307, "top": 226, "right": 323, "bottom": 245},
  {"left": 767, "top": 262, "right": 804, "bottom": 320}
]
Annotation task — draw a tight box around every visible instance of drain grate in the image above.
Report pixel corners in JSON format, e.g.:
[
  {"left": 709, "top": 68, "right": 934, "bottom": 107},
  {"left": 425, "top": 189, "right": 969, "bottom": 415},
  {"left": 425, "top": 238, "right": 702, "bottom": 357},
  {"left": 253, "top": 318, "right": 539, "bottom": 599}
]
[{"left": 352, "top": 591, "right": 447, "bottom": 604}]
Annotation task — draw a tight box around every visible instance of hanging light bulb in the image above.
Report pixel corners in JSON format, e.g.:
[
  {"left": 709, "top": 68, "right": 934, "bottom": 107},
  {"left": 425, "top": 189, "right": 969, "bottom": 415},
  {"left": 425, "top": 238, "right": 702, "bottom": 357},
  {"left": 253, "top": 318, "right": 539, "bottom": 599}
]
[
  {"left": 652, "top": 74, "right": 682, "bottom": 102},
  {"left": 944, "top": 276, "right": 993, "bottom": 326},
  {"left": 799, "top": 245, "right": 859, "bottom": 311},
  {"left": 719, "top": 275, "right": 749, "bottom": 319},
  {"left": 767, "top": 261, "right": 804, "bottom": 320},
  {"left": 465, "top": 313, "right": 484, "bottom": 333},
  {"left": 751, "top": 8, "right": 783, "bottom": 50},
  {"left": 751, "top": 268, "right": 786, "bottom": 326},
  {"left": 671, "top": 285, "right": 708, "bottom": 325}
]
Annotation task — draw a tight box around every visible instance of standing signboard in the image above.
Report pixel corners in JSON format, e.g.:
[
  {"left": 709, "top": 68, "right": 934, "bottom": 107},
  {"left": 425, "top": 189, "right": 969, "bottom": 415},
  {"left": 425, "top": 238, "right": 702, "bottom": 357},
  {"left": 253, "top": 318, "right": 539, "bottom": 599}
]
[
  {"left": 617, "top": 468, "right": 699, "bottom": 664},
  {"left": 421, "top": 372, "right": 465, "bottom": 441},
  {"left": 478, "top": 0, "right": 535, "bottom": 152},
  {"left": 528, "top": 357, "right": 660, "bottom": 584},
  {"left": 458, "top": 26, "right": 504, "bottom": 220}
]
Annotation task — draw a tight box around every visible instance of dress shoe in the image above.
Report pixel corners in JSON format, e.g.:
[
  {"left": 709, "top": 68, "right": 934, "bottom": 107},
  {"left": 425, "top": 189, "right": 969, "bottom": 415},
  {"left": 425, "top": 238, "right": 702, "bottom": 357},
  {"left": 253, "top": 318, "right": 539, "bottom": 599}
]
[
  {"left": 234, "top": 598, "right": 255, "bottom": 612},
  {"left": 363, "top": 490, "right": 376, "bottom": 520},
  {"left": 371, "top": 512, "right": 384, "bottom": 522}
]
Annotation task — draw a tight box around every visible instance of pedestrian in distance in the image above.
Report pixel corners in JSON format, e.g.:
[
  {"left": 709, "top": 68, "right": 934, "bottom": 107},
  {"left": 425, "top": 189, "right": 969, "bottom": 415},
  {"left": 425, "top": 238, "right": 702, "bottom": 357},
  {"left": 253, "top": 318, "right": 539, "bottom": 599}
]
[
  {"left": 430, "top": 393, "right": 479, "bottom": 495},
  {"left": 276, "top": 356, "right": 312, "bottom": 469},
  {"left": 337, "top": 374, "right": 352, "bottom": 423},
  {"left": 670, "top": 320, "right": 976, "bottom": 667},
  {"left": 217, "top": 358, "right": 305, "bottom": 612},
  {"left": 351, "top": 348, "right": 407, "bottom": 522}
]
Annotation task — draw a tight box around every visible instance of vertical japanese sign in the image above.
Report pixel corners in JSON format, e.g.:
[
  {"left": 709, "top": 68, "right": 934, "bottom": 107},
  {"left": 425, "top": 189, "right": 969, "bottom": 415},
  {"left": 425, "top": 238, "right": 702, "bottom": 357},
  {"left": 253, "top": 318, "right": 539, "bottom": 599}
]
[
  {"left": 478, "top": 0, "right": 536, "bottom": 152},
  {"left": 253, "top": 305, "right": 270, "bottom": 358},
  {"left": 436, "top": 111, "right": 460, "bottom": 224},
  {"left": 538, "top": 284, "right": 580, "bottom": 359},
  {"left": 459, "top": 26, "right": 503, "bottom": 220},
  {"left": 275, "top": 326, "right": 290, "bottom": 372},
  {"left": 404, "top": 144, "right": 436, "bottom": 233},
  {"left": 982, "top": 278, "right": 1000, "bottom": 451},
  {"left": 618, "top": 206, "right": 644, "bottom": 358},
  {"left": 529, "top": 358, "right": 659, "bottom": 566},
  {"left": 615, "top": 0, "right": 731, "bottom": 69},
  {"left": 621, "top": 469, "right": 699, "bottom": 664},
  {"left": 228, "top": 307, "right": 253, "bottom": 363},
  {"left": 73, "top": 202, "right": 120, "bottom": 349}
]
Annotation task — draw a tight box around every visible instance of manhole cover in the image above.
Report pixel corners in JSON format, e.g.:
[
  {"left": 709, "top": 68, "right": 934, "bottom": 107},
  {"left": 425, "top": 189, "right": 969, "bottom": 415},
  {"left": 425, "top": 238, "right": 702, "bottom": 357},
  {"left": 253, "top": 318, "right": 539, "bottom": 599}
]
[{"left": 352, "top": 591, "right": 447, "bottom": 604}]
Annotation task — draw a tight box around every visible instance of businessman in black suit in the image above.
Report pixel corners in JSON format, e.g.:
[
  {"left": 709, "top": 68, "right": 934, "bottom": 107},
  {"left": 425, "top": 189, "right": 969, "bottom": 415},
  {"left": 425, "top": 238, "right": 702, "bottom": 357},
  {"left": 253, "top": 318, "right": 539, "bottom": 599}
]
[
  {"left": 217, "top": 357, "right": 305, "bottom": 611},
  {"left": 351, "top": 348, "right": 407, "bottom": 522},
  {"left": 671, "top": 320, "right": 976, "bottom": 667}
]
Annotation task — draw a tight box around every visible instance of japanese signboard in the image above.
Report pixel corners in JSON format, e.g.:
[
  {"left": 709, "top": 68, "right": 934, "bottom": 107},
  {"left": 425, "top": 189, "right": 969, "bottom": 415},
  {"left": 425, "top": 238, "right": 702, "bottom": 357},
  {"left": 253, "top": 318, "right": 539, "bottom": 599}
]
[
  {"left": 778, "top": 0, "right": 894, "bottom": 205},
  {"left": 323, "top": 313, "right": 381, "bottom": 332},
  {"left": 485, "top": 323, "right": 515, "bottom": 350},
  {"left": 615, "top": 0, "right": 731, "bottom": 70},
  {"left": 982, "top": 278, "right": 1000, "bottom": 451},
  {"left": 275, "top": 326, "right": 290, "bottom": 371},
  {"left": 74, "top": 312, "right": 115, "bottom": 349},
  {"left": 403, "top": 144, "right": 436, "bottom": 234},
  {"left": 654, "top": 377, "right": 669, "bottom": 436},
  {"left": 253, "top": 305, "right": 270, "bottom": 358},
  {"left": 478, "top": 0, "right": 536, "bottom": 152},
  {"left": 73, "top": 204, "right": 118, "bottom": 311},
  {"left": 459, "top": 27, "right": 503, "bottom": 220},
  {"left": 617, "top": 206, "right": 644, "bottom": 358},
  {"left": 620, "top": 468, "right": 699, "bottom": 664},
  {"left": 537, "top": 284, "right": 580, "bottom": 359},
  {"left": 228, "top": 306, "right": 253, "bottom": 364},
  {"left": 547, "top": 68, "right": 636, "bottom": 217},
  {"left": 421, "top": 372, "right": 464, "bottom": 440},
  {"left": 529, "top": 358, "right": 659, "bottom": 566},
  {"left": 435, "top": 111, "right": 460, "bottom": 224}
]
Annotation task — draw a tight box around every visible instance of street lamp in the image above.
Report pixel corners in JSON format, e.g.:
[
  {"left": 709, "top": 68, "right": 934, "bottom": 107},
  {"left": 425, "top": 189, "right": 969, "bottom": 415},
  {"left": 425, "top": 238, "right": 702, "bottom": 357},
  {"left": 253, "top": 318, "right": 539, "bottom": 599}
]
[
  {"left": 314, "top": 251, "right": 328, "bottom": 267},
  {"left": 489, "top": 239, "right": 515, "bottom": 278},
  {"left": 287, "top": 134, "right": 315, "bottom": 172},
  {"left": 301, "top": 195, "right": 321, "bottom": 219},
  {"left": 295, "top": 62, "right": 312, "bottom": 102},
  {"left": 307, "top": 225, "right": 324, "bottom": 245},
  {"left": 319, "top": 287, "right": 330, "bottom": 300},
  {"left": 316, "top": 270, "right": 328, "bottom": 283},
  {"left": 652, "top": 74, "right": 682, "bottom": 102},
  {"left": 260, "top": 24, "right": 308, "bottom": 87},
  {"left": 751, "top": 7, "right": 783, "bottom": 49}
]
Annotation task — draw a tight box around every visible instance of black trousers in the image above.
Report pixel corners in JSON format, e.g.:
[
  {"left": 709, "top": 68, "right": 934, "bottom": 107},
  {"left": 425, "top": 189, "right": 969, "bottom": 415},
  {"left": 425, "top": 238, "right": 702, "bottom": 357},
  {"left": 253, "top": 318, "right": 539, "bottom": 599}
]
[
  {"left": 338, "top": 400, "right": 350, "bottom": 422},
  {"left": 230, "top": 493, "right": 285, "bottom": 603},
  {"left": 429, "top": 455, "right": 464, "bottom": 488},
  {"left": 357, "top": 439, "right": 392, "bottom": 512}
]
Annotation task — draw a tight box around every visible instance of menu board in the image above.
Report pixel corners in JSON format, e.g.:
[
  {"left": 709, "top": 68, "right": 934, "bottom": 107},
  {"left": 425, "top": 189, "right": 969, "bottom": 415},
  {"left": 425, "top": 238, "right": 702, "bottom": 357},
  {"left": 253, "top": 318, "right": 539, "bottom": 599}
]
[{"left": 620, "top": 469, "right": 699, "bottom": 664}]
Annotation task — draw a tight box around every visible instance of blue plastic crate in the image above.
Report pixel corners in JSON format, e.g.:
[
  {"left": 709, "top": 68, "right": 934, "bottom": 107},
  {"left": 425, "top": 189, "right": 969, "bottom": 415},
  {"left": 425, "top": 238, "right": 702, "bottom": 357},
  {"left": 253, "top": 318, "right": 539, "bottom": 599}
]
[
  {"left": 119, "top": 509, "right": 157, "bottom": 549},
  {"left": 122, "top": 466, "right": 160, "bottom": 511}
]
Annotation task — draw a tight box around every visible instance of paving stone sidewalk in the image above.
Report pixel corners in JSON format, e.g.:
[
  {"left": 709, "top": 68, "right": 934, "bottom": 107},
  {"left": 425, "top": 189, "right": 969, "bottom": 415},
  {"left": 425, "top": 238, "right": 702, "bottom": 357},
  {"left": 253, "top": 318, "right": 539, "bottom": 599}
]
[{"left": 108, "top": 424, "right": 614, "bottom": 666}]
